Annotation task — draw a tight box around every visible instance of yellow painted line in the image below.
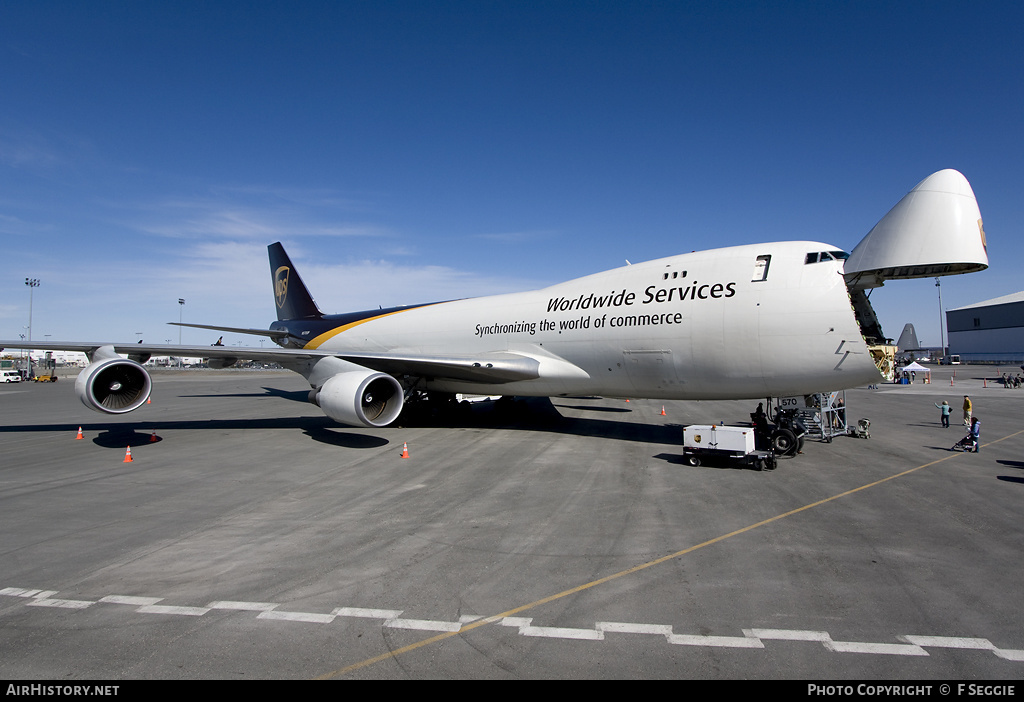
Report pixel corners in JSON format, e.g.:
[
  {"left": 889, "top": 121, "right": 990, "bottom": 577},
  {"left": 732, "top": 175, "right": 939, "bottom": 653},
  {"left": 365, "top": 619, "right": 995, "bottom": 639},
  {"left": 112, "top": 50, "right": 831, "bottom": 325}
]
[{"left": 316, "top": 429, "right": 1024, "bottom": 679}]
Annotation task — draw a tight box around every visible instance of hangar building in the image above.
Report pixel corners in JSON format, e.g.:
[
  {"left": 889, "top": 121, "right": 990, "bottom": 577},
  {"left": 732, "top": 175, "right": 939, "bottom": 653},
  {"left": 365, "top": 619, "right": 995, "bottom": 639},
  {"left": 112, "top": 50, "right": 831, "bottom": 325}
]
[{"left": 947, "top": 291, "right": 1024, "bottom": 363}]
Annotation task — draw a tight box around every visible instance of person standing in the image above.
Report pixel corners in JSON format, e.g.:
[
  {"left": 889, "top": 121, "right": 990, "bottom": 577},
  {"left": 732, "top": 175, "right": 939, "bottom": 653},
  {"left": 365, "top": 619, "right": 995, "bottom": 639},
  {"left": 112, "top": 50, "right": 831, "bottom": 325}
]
[
  {"left": 963, "top": 395, "right": 972, "bottom": 426},
  {"left": 934, "top": 400, "right": 951, "bottom": 428}
]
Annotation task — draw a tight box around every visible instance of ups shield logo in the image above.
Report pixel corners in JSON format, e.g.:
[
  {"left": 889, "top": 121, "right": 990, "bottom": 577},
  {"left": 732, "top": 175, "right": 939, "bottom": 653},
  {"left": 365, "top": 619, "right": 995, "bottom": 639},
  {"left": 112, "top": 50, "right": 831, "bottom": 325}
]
[{"left": 275, "top": 266, "right": 290, "bottom": 309}]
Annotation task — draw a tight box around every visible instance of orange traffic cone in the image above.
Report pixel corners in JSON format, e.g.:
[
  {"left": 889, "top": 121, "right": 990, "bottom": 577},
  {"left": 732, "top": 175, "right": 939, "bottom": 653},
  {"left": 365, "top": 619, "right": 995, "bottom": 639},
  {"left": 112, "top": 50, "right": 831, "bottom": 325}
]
[
  {"left": 983, "top": 378, "right": 987, "bottom": 388},
  {"left": 123, "top": 446, "right": 133, "bottom": 463},
  {"left": 401, "top": 442, "right": 409, "bottom": 459},
  {"left": 660, "top": 406, "right": 667, "bottom": 416},
  {"left": 146, "top": 396, "right": 151, "bottom": 404},
  {"left": 149, "top": 430, "right": 158, "bottom": 443},
  {"left": 75, "top": 427, "right": 84, "bottom": 440}
]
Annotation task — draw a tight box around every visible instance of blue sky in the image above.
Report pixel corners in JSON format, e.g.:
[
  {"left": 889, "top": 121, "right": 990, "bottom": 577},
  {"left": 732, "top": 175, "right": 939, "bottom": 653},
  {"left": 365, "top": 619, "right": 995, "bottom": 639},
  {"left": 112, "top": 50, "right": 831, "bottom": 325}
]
[{"left": 1, "top": 1, "right": 1021, "bottom": 350}]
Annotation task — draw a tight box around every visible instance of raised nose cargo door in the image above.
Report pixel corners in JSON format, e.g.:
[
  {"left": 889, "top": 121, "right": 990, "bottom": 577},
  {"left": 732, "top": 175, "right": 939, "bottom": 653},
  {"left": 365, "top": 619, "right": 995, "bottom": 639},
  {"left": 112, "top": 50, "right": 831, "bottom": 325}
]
[{"left": 844, "top": 169, "right": 988, "bottom": 291}]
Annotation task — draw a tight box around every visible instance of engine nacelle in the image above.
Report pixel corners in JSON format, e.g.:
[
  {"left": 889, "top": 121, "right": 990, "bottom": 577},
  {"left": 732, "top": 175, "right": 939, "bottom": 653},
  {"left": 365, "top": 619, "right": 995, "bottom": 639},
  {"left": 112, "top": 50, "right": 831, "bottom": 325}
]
[
  {"left": 75, "top": 357, "right": 153, "bottom": 414},
  {"left": 310, "top": 370, "right": 404, "bottom": 427}
]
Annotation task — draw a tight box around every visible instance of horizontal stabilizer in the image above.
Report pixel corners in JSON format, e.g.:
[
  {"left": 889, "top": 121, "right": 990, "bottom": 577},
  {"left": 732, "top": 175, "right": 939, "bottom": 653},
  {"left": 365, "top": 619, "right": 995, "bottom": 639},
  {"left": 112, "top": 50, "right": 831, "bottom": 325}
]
[
  {"left": 168, "top": 322, "right": 290, "bottom": 339},
  {"left": 844, "top": 169, "right": 988, "bottom": 289}
]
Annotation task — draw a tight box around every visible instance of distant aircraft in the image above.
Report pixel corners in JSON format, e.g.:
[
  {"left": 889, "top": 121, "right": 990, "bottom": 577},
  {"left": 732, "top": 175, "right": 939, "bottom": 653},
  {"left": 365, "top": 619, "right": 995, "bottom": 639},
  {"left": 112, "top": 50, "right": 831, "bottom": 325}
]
[
  {"left": 1, "top": 170, "right": 988, "bottom": 428},
  {"left": 896, "top": 323, "right": 922, "bottom": 353},
  {"left": 895, "top": 323, "right": 933, "bottom": 361}
]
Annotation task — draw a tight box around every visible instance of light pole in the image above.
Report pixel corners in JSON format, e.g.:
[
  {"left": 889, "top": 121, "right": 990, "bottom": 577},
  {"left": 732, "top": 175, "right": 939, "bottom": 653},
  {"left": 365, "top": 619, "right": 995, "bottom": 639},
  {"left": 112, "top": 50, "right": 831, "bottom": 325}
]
[
  {"left": 24, "top": 278, "right": 39, "bottom": 342},
  {"left": 178, "top": 299, "right": 185, "bottom": 344},
  {"left": 178, "top": 298, "right": 185, "bottom": 369},
  {"left": 935, "top": 278, "right": 946, "bottom": 356}
]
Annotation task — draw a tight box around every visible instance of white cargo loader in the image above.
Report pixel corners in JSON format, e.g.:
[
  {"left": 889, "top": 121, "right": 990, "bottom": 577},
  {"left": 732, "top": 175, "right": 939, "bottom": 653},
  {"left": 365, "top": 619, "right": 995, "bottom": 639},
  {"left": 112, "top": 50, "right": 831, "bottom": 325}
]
[{"left": 682, "top": 424, "right": 776, "bottom": 471}]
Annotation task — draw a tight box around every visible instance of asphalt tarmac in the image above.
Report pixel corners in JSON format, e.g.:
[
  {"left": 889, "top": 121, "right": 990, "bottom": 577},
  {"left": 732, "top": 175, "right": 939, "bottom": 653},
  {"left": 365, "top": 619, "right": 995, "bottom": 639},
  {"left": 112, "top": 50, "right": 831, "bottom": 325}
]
[{"left": 0, "top": 366, "right": 1022, "bottom": 680}]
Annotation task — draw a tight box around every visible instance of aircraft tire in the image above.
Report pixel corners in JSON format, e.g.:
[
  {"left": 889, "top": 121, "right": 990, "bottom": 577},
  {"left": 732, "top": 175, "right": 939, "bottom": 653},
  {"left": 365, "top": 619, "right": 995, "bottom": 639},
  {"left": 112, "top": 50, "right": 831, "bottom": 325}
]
[{"left": 771, "top": 428, "right": 798, "bottom": 456}]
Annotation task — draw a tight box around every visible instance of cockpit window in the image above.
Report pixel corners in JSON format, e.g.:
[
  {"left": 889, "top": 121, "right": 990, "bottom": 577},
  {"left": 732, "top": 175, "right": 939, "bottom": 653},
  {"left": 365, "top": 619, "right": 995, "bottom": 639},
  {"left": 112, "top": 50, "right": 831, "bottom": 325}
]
[{"left": 805, "top": 250, "right": 850, "bottom": 264}]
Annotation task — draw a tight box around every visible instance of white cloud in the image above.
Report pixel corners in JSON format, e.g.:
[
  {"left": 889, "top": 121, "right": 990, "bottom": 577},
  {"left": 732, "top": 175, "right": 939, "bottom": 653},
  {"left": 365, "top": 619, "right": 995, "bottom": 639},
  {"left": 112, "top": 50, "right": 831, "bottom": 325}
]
[
  {"left": 128, "top": 197, "right": 391, "bottom": 241},
  {"left": 0, "top": 238, "right": 547, "bottom": 345}
]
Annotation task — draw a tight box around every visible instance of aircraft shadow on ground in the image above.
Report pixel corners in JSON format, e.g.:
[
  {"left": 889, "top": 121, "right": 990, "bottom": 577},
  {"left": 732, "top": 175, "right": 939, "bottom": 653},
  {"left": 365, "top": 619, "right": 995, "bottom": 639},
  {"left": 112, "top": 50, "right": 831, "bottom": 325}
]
[
  {"left": 0, "top": 416, "right": 382, "bottom": 450},
  {"left": 88, "top": 423, "right": 386, "bottom": 450},
  {"left": 93, "top": 429, "right": 163, "bottom": 448},
  {"left": 178, "top": 387, "right": 310, "bottom": 402},
  {"left": 553, "top": 403, "right": 633, "bottom": 413},
  {"left": 0, "top": 398, "right": 683, "bottom": 448},
  {"left": 394, "top": 397, "right": 681, "bottom": 446}
]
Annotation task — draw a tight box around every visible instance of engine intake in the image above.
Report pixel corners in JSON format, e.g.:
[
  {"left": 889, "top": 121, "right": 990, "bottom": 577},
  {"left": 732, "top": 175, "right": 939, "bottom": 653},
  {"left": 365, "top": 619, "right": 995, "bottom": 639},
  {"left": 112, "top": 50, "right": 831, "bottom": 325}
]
[
  {"left": 76, "top": 357, "right": 153, "bottom": 414},
  {"left": 311, "top": 369, "right": 404, "bottom": 427}
]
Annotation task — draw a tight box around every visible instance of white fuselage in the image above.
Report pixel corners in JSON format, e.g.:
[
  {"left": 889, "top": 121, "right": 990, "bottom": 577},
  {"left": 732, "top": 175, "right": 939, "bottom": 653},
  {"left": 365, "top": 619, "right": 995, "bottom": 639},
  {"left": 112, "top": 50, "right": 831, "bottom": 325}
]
[{"left": 308, "top": 241, "right": 882, "bottom": 400}]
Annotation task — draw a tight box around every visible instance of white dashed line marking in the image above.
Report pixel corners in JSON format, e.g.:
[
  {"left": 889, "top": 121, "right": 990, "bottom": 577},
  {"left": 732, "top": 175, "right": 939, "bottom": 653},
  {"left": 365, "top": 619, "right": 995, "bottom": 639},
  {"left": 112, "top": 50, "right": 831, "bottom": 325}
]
[
  {"left": 137, "top": 604, "right": 211, "bottom": 616},
  {"left": 3, "top": 585, "right": 1022, "bottom": 662},
  {"left": 901, "top": 635, "right": 996, "bottom": 650},
  {"left": 27, "top": 597, "right": 94, "bottom": 609},
  {"left": 208, "top": 600, "right": 280, "bottom": 612},
  {"left": 386, "top": 618, "right": 463, "bottom": 633},
  {"left": 333, "top": 607, "right": 403, "bottom": 619},
  {"left": 258, "top": 610, "right": 337, "bottom": 624},
  {"left": 99, "top": 595, "right": 163, "bottom": 606},
  {"left": 669, "top": 634, "right": 765, "bottom": 648}
]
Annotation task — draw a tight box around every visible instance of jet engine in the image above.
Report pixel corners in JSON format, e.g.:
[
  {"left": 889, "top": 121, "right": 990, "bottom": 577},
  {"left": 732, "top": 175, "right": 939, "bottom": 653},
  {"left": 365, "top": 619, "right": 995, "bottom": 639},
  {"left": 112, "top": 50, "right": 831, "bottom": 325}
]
[
  {"left": 75, "top": 357, "right": 153, "bottom": 414},
  {"left": 310, "top": 369, "right": 404, "bottom": 427}
]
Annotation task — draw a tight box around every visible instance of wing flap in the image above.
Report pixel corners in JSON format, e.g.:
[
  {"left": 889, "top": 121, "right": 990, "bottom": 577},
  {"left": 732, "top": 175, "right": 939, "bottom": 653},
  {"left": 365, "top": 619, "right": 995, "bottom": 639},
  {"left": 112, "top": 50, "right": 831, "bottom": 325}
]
[{"left": 334, "top": 351, "right": 541, "bottom": 383}]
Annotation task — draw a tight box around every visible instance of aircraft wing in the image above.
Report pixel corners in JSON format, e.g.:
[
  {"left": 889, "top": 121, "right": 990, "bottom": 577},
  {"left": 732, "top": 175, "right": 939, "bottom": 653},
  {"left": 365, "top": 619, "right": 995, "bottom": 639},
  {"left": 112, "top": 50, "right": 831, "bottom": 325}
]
[{"left": 0, "top": 341, "right": 541, "bottom": 384}]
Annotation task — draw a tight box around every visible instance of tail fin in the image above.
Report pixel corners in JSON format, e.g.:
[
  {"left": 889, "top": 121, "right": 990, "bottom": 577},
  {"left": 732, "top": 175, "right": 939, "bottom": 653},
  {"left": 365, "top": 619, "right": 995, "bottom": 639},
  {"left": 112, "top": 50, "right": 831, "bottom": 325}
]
[
  {"left": 269, "top": 242, "right": 323, "bottom": 320},
  {"left": 896, "top": 323, "right": 921, "bottom": 351}
]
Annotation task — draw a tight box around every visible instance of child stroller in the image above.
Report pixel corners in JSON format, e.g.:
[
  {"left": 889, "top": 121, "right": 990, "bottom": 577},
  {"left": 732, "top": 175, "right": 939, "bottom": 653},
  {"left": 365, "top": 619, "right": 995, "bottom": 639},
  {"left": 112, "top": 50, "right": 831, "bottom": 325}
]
[{"left": 951, "top": 433, "right": 978, "bottom": 452}]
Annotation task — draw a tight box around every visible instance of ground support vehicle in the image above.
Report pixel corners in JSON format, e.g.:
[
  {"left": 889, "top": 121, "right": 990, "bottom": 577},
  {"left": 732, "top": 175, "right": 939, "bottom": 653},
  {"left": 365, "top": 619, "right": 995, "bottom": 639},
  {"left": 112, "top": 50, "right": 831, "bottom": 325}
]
[
  {"left": 775, "top": 395, "right": 839, "bottom": 443},
  {"left": 682, "top": 424, "right": 777, "bottom": 471}
]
